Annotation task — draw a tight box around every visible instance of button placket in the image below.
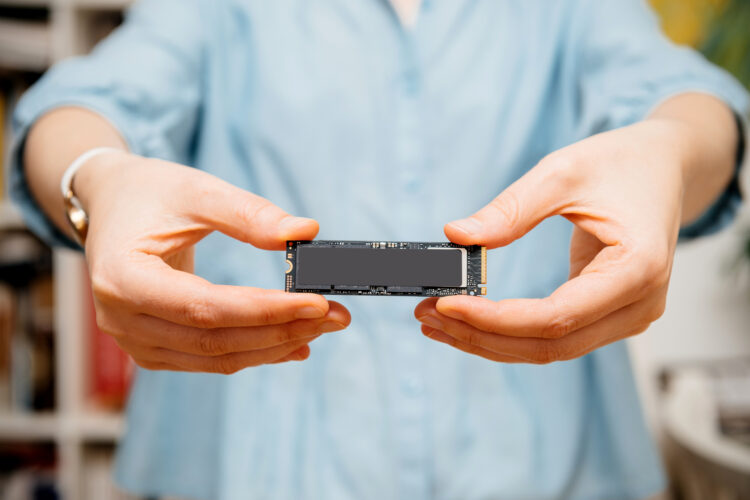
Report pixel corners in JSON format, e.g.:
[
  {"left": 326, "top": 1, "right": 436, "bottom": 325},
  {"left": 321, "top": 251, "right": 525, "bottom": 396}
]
[{"left": 387, "top": 31, "right": 432, "bottom": 500}]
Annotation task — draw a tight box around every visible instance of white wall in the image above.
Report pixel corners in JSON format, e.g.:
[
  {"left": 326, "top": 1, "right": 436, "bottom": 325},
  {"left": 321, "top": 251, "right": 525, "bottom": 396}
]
[{"left": 629, "top": 157, "right": 750, "bottom": 427}]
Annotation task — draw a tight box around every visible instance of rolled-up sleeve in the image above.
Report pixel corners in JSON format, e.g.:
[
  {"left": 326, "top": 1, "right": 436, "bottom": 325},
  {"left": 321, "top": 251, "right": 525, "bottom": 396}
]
[
  {"left": 9, "top": 0, "right": 206, "bottom": 249},
  {"left": 576, "top": 0, "right": 749, "bottom": 239}
]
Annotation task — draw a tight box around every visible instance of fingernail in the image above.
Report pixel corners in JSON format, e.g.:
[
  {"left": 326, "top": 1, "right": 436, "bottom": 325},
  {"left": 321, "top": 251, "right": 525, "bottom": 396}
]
[
  {"left": 449, "top": 218, "right": 483, "bottom": 236},
  {"left": 422, "top": 326, "right": 436, "bottom": 338},
  {"left": 318, "top": 321, "right": 346, "bottom": 333},
  {"left": 296, "top": 306, "right": 326, "bottom": 319},
  {"left": 418, "top": 314, "right": 444, "bottom": 330}
]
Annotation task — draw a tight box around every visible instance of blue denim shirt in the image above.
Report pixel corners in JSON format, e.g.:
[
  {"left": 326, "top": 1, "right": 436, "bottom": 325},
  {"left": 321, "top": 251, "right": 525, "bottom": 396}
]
[{"left": 10, "top": 1, "right": 749, "bottom": 499}]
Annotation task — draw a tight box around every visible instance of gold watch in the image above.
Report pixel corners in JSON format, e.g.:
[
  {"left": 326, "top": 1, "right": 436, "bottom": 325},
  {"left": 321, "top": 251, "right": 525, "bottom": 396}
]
[{"left": 60, "top": 147, "right": 123, "bottom": 246}]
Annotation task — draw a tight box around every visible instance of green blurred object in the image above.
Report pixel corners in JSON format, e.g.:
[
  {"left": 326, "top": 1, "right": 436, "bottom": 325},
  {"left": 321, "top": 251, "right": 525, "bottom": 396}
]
[
  {"left": 699, "top": 0, "right": 750, "bottom": 89},
  {"left": 697, "top": 1, "right": 750, "bottom": 270}
]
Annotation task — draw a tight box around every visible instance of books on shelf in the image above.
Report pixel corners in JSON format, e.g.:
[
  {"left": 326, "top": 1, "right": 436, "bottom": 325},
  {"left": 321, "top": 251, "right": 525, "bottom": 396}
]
[
  {"left": 2, "top": 76, "right": 37, "bottom": 226},
  {"left": 0, "top": 80, "right": 131, "bottom": 418},
  {"left": 0, "top": 442, "right": 58, "bottom": 500},
  {"left": 0, "top": 3, "right": 131, "bottom": 499},
  {"left": 0, "top": 90, "right": 5, "bottom": 201},
  {"left": 0, "top": 231, "right": 53, "bottom": 414},
  {"left": 0, "top": 259, "right": 136, "bottom": 416},
  {"left": 0, "top": 284, "right": 12, "bottom": 411}
]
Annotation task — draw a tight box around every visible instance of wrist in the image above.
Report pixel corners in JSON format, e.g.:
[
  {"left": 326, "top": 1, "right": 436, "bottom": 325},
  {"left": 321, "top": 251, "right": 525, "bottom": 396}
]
[
  {"left": 72, "top": 148, "right": 131, "bottom": 212},
  {"left": 650, "top": 115, "right": 736, "bottom": 224},
  {"left": 638, "top": 117, "right": 695, "bottom": 189},
  {"left": 645, "top": 94, "right": 739, "bottom": 224}
]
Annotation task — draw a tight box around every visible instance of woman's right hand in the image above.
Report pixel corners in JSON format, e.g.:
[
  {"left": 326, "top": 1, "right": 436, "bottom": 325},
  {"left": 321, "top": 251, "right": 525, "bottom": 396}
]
[{"left": 74, "top": 151, "right": 350, "bottom": 373}]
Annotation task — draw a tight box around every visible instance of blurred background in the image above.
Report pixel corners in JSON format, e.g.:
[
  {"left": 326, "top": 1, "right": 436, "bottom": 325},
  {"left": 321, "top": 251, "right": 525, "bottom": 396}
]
[{"left": 0, "top": 0, "right": 748, "bottom": 499}]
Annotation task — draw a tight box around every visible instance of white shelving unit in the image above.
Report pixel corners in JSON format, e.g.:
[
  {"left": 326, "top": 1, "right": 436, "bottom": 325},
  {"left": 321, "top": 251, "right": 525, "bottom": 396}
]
[
  {"left": 0, "top": 1, "right": 133, "bottom": 499},
  {"left": 54, "top": 248, "right": 126, "bottom": 499}
]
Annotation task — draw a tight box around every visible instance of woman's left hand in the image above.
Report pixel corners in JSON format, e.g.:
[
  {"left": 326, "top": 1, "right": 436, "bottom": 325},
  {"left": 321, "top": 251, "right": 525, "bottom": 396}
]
[{"left": 415, "top": 119, "right": 693, "bottom": 364}]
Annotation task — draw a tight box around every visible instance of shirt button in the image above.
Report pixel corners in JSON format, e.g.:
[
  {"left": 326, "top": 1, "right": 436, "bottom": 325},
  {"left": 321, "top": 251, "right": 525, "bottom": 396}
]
[{"left": 402, "top": 377, "right": 423, "bottom": 397}]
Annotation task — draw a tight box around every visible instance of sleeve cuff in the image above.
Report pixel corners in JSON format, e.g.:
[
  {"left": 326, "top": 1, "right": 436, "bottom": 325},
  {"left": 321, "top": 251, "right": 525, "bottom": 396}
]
[
  {"left": 679, "top": 110, "right": 747, "bottom": 241},
  {"left": 9, "top": 97, "right": 139, "bottom": 251}
]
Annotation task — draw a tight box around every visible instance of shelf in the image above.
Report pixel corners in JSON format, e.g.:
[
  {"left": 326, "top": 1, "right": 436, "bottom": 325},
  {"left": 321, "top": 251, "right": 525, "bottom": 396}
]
[
  {"left": 0, "top": 2, "right": 130, "bottom": 498},
  {"left": 71, "top": 0, "right": 131, "bottom": 10},
  {"left": 75, "top": 411, "right": 125, "bottom": 441},
  {"left": 0, "top": 18, "right": 51, "bottom": 72},
  {"left": 0, "top": 0, "right": 50, "bottom": 7},
  {"left": 0, "top": 0, "right": 131, "bottom": 8},
  {"left": 0, "top": 200, "right": 25, "bottom": 230},
  {"left": 0, "top": 410, "right": 124, "bottom": 442},
  {"left": 0, "top": 412, "right": 57, "bottom": 440}
]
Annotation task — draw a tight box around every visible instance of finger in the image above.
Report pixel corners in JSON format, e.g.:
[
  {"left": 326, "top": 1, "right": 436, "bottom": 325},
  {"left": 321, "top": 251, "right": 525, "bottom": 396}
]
[
  {"left": 414, "top": 297, "right": 440, "bottom": 319},
  {"left": 108, "top": 301, "right": 350, "bottom": 356},
  {"left": 434, "top": 243, "right": 656, "bottom": 338},
  {"left": 419, "top": 296, "right": 661, "bottom": 363},
  {"left": 568, "top": 227, "right": 605, "bottom": 279},
  {"left": 99, "top": 253, "right": 336, "bottom": 328},
  {"left": 133, "top": 359, "right": 195, "bottom": 372},
  {"left": 271, "top": 345, "right": 311, "bottom": 364},
  {"left": 421, "top": 325, "right": 526, "bottom": 363},
  {"left": 142, "top": 337, "right": 318, "bottom": 374},
  {"left": 444, "top": 159, "right": 569, "bottom": 248},
  {"left": 193, "top": 176, "right": 318, "bottom": 250},
  {"left": 164, "top": 246, "right": 195, "bottom": 274}
]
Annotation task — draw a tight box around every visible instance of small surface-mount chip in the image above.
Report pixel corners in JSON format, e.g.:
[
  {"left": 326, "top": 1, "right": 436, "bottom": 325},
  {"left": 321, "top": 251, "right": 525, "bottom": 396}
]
[{"left": 285, "top": 240, "right": 487, "bottom": 297}]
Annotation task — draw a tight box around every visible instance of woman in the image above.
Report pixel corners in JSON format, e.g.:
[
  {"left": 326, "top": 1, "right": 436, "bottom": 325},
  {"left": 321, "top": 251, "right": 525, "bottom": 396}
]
[{"left": 11, "top": 0, "right": 748, "bottom": 498}]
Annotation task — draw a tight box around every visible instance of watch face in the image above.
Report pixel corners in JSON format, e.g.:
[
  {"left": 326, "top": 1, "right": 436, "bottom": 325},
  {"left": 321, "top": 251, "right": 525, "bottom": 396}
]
[{"left": 63, "top": 192, "right": 88, "bottom": 245}]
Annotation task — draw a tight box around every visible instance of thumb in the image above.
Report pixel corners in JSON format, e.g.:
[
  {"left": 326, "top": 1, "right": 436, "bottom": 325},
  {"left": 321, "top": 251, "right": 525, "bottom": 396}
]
[
  {"left": 445, "top": 165, "right": 564, "bottom": 248},
  {"left": 193, "top": 176, "right": 318, "bottom": 250}
]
